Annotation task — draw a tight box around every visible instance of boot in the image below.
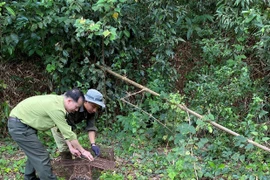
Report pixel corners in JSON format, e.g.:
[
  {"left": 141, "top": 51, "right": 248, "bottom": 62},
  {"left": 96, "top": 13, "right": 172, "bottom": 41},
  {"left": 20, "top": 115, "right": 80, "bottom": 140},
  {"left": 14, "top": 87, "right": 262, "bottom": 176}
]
[{"left": 60, "top": 151, "right": 72, "bottom": 160}]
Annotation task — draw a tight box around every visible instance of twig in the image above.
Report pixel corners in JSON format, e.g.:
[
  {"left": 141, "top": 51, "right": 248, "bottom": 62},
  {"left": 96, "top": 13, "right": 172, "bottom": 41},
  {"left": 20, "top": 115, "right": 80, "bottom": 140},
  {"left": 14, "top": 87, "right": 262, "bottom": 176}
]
[
  {"left": 190, "top": 148, "right": 199, "bottom": 180},
  {"left": 123, "top": 89, "right": 145, "bottom": 99}
]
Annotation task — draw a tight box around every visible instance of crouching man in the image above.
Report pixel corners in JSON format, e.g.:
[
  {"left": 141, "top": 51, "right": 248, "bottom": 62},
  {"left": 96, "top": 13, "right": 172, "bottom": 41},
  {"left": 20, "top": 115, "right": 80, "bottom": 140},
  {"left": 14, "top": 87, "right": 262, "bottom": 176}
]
[{"left": 51, "top": 89, "right": 105, "bottom": 159}]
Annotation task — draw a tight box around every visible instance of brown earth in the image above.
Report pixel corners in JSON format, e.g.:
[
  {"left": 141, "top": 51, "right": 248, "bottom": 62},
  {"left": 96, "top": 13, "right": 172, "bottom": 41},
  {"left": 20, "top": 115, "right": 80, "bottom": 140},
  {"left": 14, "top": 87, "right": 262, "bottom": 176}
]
[{"left": 0, "top": 60, "right": 52, "bottom": 108}]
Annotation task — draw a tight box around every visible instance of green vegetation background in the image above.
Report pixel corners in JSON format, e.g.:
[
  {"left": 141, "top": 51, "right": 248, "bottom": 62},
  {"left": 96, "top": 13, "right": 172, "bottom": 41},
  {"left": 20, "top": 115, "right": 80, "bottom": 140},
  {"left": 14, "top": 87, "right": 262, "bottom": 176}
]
[{"left": 0, "top": 0, "right": 269, "bottom": 179}]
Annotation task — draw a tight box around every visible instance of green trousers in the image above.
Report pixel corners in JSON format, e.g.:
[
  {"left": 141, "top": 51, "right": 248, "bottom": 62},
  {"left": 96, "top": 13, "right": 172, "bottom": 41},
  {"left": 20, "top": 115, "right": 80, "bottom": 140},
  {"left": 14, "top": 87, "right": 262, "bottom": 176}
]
[
  {"left": 8, "top": 117, "right": 57, "bottom": 180},
  {"left": 51, "top": 126, "right": 68, "bottom": 152}
]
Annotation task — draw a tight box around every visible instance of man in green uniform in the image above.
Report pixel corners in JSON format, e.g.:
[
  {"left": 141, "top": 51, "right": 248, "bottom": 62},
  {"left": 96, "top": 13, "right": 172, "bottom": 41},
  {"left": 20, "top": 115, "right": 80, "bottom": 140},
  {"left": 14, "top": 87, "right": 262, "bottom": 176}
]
[
  {"left": 8, "top": 88, "right": 94, "bottom": 180},
  {"left": 51, "top": 89, "right": 105, "bottom": 159}
]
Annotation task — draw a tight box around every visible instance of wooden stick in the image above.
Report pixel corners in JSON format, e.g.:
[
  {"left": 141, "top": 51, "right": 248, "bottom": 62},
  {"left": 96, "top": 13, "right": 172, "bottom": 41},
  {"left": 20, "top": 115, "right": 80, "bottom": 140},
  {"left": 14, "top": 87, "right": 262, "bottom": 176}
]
[{"left": 96, "top": 64, "right": 270, "bottom": 152}]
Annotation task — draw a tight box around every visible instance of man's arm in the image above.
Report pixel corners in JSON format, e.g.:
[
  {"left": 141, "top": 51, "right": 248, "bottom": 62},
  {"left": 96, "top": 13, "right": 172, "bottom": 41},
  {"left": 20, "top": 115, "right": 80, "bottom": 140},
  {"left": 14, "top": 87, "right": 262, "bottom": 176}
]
[
  {"left": 85, "top": 113, "right": 101, "bottom": 156},
  {"left": 88, "top": 131, "right": 96, "bottom": 144},
  {"left": 68, "top": 139, "right": 94, "bottom": 161},
  {"left": 65, "top": 140, "right": 80, "bottom": 157},
  {"left": 88, "top": 130, "right": 100, "bottom": 156}
]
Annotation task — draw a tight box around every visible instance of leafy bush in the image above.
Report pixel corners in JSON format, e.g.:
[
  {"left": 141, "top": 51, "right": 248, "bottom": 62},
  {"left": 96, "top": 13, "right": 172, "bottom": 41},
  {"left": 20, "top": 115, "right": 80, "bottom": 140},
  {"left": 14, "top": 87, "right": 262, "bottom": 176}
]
[
  {"left": 0, "top": 0, "right": 269, "bottom": 179},
  {"left": 0, "top": 81, "right": 9, "bottom": 138}
]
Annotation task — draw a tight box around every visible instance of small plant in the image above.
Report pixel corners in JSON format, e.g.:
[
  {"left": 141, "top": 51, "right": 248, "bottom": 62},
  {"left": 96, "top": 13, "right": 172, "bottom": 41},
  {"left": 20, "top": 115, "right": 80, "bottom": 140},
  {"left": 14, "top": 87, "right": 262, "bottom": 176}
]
[
  {"left": 0, "top": 81, "right": 10, "bottom": 138},
  {"left": 99, "top": 171, "right": 124, "bottom": 180}
]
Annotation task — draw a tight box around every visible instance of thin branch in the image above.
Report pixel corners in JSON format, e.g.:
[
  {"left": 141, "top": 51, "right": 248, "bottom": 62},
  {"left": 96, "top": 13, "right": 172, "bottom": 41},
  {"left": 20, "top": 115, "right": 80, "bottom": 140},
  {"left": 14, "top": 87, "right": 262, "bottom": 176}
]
[
  {"left": 123, "top": 89, "right": 145, "bottom": 99},
  {"left": 192, "top": 149, "right": 199, "bottom": 180}
]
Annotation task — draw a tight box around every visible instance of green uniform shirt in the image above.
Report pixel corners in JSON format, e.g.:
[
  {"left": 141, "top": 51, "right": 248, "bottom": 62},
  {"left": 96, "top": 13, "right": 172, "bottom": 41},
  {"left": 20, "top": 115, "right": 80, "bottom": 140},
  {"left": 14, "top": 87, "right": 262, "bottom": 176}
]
[{"left": 10, "top": 94, "right": 77, "bottom": 140}]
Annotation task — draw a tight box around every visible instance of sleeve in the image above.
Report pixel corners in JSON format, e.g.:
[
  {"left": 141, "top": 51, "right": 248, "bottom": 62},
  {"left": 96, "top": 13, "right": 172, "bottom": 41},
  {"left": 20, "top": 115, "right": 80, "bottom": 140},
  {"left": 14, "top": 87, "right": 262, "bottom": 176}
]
[
  {"left": 48, "top": 110, "right": 77, "bottom": 140},
  {"left": 85, "top": 113, "right": 98, "bottom": 132}
]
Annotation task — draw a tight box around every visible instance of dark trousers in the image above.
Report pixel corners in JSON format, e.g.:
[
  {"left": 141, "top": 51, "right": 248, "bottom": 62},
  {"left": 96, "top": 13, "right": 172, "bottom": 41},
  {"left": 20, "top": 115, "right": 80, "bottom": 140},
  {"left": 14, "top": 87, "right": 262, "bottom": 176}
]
[{"left": 8, "top": 117, "right": 57, "bottom": 180}]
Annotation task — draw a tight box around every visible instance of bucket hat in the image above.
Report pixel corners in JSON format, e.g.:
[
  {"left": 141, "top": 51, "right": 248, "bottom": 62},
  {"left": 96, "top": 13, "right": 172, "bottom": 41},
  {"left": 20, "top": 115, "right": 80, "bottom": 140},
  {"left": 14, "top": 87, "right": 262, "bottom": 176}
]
[{"left": 84, "top": 89, "right": 105, "bottom": 108}]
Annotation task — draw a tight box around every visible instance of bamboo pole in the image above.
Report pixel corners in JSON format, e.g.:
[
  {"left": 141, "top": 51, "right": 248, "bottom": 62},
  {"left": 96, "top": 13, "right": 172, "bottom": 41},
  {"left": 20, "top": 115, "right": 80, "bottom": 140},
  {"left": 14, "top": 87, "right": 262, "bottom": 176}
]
[{"left": 96, "top": 64, "right": 270, "bottom": 152}]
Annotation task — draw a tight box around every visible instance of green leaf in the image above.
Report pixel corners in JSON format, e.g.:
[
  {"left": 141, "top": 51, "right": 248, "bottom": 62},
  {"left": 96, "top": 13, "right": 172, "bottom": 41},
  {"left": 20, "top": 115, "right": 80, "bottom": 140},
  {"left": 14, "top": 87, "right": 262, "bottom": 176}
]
[
  {"left": 31, "top": 24, "right": 38, "bottom": 31},
  {"left": 197, "top": 138, "right": 209, "bottom": 148},
  {"left": 259, "top": 110, "right": 268, "bottom": 118},
  {"left": 110, "top": 33, "right": 116, "bottom": 41},
  {"left": 62, "top": 50, "right": 69, "bottom": 57},
  {"left": 262, "top": 137, "right": 270, "bottom": 142},
  {"left": 103, "top": 30, "right": 111, "bottom": 37},
  {"left": 203, "top": 113, "right": 215, "bottom": 121},
  {"left": 245, "top": 15, "right": 256, "bottom": 23},
  {"left": 208, "top": 161, "right": 215, "bottom": 168},
  {"left": 208, "top": 114, "right": 214, "bottom": 121},
  {"left": 234, "top": 136, "right": 247, "bottom": 146},
  {"left": 46, "top": 64, "right": 56, "bottom": 73},
  {"left": 8, "top": 47, "right": 13, "bottom": 55},
  {"left": 176, "top": 123, "right": 196, "bottom": 135},
  {"left": 89, "top": 22, "right": 101, "bottom": 31},
  {"left": 245, "top": 144, "right": 254, "bottom": 151},
  {"left": 6, "top": 7, "right": 16, "bottom": 16},
  {"left": 36, "top": 49, "right": 43, "bottom": 56},
  {"left": 10, "top": 33, "right": 19, "bottom": 44},
  {"left": 28, "top": 49, "right": 35, "bottom": 56},
  {"left": 123, "top": 30, "right": 130, "bottom": 38},
  {"left": 251, "top": 131, "right": 258, "bottom": 136},
  {"left": 207, "top": 125, "right": 213, "bottom": 133},
  {"left": 218, "top": 164, "right": 225, "bottom": 169},
  {"left": 187, "top": 29, "right": 192, "bottom": 40},
  {"left": 38, "top": 22, "right": 43, "bottom": 29},
  {"left": 0, "top": 2, "right": 6, "bottom": 7}
]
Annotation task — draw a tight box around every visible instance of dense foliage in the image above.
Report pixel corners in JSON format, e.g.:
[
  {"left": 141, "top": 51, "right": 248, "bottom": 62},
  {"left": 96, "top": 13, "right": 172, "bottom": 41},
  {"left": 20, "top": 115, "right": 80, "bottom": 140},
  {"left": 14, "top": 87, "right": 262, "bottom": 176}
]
[{"left": 0, "top": 0, "right": 269, "bottom": 179}]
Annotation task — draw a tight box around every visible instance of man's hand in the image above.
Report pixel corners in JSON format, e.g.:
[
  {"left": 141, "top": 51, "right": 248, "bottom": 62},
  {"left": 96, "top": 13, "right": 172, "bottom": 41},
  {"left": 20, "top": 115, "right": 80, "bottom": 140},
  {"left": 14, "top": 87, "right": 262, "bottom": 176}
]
[
  {"left": 91, "top": 143, "right": 100, "bottom": 156},
  {"left": 68, "top": 139, "right": 94, "bottom": 161},
  {"left": 81, "top": 150, "right": 94, "bottom": 161},
  {"left": 69, "top": 147, "right": 81, "bottom": 157}
]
